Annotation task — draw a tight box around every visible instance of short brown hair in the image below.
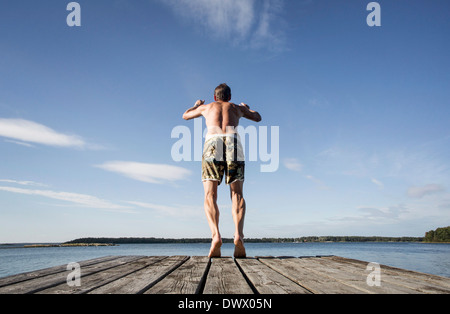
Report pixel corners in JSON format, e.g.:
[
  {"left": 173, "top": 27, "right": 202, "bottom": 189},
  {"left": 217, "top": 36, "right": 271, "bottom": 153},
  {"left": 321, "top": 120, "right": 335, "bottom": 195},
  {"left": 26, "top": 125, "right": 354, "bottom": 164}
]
[{"left": 214, "top": 83, "right": 231, "bottom": 101}]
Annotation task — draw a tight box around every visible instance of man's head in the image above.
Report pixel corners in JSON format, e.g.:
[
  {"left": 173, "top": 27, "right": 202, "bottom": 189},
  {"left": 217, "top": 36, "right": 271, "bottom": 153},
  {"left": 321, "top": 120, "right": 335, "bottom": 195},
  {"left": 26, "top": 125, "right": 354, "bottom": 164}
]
[{"left": 214, "top": 83, "right": 231, "bottom": 102}]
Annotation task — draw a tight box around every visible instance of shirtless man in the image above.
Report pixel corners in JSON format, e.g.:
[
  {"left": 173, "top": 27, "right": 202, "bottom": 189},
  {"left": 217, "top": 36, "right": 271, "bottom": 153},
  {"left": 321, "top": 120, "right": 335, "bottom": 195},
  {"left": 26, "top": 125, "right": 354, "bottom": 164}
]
[{"left": 183, "top": 83, "right": 262, "bottom": 258}]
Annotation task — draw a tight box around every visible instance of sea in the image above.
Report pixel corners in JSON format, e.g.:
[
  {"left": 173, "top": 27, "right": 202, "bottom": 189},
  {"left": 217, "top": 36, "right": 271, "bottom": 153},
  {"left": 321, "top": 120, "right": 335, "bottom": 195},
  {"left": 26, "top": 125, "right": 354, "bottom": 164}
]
[{"left": 0, "top": 242, "right": 449, "bottom": 279}]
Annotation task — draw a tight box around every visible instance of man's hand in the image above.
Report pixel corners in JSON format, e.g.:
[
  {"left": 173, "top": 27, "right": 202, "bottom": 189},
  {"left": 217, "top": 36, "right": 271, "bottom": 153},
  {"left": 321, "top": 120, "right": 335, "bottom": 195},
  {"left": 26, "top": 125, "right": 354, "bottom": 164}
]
[{"left": 195, "top": 100, "right": 205, "bottom": 107}]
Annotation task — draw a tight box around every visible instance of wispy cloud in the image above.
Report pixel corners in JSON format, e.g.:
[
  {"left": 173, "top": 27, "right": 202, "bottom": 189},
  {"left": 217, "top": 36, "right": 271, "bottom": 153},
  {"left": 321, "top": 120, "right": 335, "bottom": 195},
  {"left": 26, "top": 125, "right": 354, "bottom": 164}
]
[
  {"left": 283, "top": 158, "right": 303, "bottom": 172},
  {"left": 95, "top": 161, "right": 192, "bottom": 184},
  {"left": 162, "top": 0, "right": 286, "bottom": 51},
  {"left": 371, "top": 178, "right": 384, "bottom": 189},
  {"left": 0, "top": 118, "right": 86, "bottom": 148},
  {"left": 128, "top": 201, "right": 202, "bottom": 218},
  {"left": 305, "top": 174, "right": 329, "bottom": 190},
  {"left": 4, "top": 139, "right": 35, "bottom": 148},
  {"left": 357, "top": 205, "right": 407, "bottom": 220},
  {"left": 283, "top": 159, "right": 331, "bottom": 189},
  {"left": 0, "top": 179, "right": 47, "bottom": 187},
  {"left": 318, "top": 138, "right": 450, "bottom": 189},
  {"left": 328, "top": 205, "right": 408, "bottom": 225},
  {"left": 250, "top": 0, "right": 285, "bottom": 50},
  {"left": 0, "top": 186, "right": 131, "bottom": 212},
  {"left": 407, "top": 184, "right": 445, "bottom": 199}
]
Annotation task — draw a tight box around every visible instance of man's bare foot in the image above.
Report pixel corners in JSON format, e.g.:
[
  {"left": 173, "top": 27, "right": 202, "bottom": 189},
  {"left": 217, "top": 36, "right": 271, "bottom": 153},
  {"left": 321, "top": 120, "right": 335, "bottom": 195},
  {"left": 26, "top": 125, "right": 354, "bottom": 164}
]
[
  {"left": 208, "top": 236, "right": 222, "bottom": 258},
  {"left": 234, "top": 237, "right": 246, "bottom": 258}
]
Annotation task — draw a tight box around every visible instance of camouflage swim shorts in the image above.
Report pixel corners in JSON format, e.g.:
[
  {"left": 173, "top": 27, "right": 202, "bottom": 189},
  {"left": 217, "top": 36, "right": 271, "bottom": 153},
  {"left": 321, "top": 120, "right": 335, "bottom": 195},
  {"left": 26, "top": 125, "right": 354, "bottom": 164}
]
[{"left": 202, "top": 134, "right": 245, "bottom": 185}]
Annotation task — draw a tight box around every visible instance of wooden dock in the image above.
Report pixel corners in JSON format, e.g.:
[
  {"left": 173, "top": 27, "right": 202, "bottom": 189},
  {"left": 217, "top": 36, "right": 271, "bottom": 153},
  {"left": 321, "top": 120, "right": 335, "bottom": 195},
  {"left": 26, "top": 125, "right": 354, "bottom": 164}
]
[{"left": 0, "top": 255, "right": 449, "bottom": 294}]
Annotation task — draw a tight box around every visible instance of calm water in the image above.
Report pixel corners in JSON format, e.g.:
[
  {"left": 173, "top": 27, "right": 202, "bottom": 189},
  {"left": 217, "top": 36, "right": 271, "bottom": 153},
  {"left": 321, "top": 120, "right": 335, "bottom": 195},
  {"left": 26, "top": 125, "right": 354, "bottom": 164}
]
[{"left": 0, "top": 242, "right": 449, "bottom": 279}]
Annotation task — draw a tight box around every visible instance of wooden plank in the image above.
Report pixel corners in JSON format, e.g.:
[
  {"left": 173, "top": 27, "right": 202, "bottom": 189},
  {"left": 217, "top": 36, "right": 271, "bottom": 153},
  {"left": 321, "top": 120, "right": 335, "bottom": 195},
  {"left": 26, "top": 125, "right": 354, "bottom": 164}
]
[
  {"left": 89, "top": 256, "right": 189, "bottom": 294},
  {"left": 235, "top": 258, "right": 311, "bottom": 294},
  {"left": 37, "top": 256, "right": 166, "bottom": 294},
  {"left": 328, "top": 256, "right": 450, "bottom": 287},
  {"left": 258, "top": 257, "right": 368, "bottom": 294},
  {"left": 292, "top": 257, "right": 421, "bottom": 294},
  {"left": 323, "top": 256, "right": 450, "bottom": 294},
  {"left": 0, "top": 256, "right": 144, "bottom": 294},
  {"left": 145, "top": 256, "right": 210, "bottom": 294},
  {"left": 2, "top": 255, "right": 448, "bottom": 295},
  {"left": 203, "top": 258, "right": 253, "bottom": 294},
  {"left": 0, "top": 255, "right": 120, "bottom": 288}
]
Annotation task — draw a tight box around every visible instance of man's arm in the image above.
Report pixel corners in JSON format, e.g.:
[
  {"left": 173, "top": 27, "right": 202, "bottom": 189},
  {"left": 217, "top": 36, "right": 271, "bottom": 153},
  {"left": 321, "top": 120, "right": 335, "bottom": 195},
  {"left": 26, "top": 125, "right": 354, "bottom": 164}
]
[
  {"left": 183, "top": 100, "right": 206, "bottom": 120},
  {"left": 239, "top": 103, "right": 262, "bottom": 122}
]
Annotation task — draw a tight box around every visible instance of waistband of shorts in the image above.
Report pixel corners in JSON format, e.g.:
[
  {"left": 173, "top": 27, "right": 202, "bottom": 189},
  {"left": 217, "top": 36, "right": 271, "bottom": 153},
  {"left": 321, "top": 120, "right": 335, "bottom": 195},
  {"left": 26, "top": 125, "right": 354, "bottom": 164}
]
[{"left": 205, "top": 133, "right": 241, "bottom": 141}]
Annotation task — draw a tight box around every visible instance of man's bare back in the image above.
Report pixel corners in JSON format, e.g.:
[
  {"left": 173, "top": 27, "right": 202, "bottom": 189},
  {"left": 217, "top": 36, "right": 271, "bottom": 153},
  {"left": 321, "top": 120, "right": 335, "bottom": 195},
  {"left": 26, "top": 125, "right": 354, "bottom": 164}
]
[
  {"left": 183, "top": 100, "right": 261, "bottom": 135},
  {"left": 202, "top": 101, "right": 242, "bottom": 135}
]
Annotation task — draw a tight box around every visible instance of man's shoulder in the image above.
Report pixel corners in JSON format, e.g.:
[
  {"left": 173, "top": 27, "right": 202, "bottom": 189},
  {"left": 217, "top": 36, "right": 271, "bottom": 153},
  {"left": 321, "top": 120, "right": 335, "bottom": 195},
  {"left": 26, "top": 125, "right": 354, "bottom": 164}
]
[
  {"left": 231, "top": 103, "right": 244, "bottom": 112},
  {"left": 199, "top": 102, "right": 216, "bottom": 109},
  {"left": 225, "top": 102, "right": 241, "bottom": 109},
  {"left": 206, "top": 102, "right": 240, "bottom": 111},
  {"left": 203, "top": 102, "right": 220, "bottom": 108}
]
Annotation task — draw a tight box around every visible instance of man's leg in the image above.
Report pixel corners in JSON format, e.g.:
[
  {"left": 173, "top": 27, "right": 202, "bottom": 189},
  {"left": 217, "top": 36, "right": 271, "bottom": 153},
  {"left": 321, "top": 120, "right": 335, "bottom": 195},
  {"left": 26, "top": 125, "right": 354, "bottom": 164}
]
[
  {"left": 203, "top": 180, "right": 222, "bottom": 257},
  {"left": 230, "top": 180, "right": 246, "bottom": 258}
]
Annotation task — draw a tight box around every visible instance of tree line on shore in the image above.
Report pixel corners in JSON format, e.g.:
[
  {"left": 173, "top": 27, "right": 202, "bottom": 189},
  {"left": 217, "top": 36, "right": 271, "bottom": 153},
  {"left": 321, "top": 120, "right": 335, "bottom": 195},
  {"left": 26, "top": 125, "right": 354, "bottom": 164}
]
[
  {"left": 64, "top": 227, "right": 449, "bottom": 245},
  {"left": 65, "top": 235, "right": 425, "bottom": 245},
  {"left": 424, "top": 226, "right": 450, "bottom": 243}
]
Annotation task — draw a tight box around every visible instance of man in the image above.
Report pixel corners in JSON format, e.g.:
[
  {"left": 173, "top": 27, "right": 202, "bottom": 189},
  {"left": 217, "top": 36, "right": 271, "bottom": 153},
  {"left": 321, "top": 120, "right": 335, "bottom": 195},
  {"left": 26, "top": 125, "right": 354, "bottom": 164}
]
[{"left": 183, "top": 83, "right": 262, "bottom": 258}]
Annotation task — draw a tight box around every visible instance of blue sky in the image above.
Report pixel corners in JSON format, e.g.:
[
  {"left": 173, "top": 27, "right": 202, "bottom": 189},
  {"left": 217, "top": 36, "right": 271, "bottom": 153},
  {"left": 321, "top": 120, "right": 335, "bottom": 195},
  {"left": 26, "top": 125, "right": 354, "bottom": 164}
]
[{"left": 0, "top": 0, "right": 449, "bottom": 242}]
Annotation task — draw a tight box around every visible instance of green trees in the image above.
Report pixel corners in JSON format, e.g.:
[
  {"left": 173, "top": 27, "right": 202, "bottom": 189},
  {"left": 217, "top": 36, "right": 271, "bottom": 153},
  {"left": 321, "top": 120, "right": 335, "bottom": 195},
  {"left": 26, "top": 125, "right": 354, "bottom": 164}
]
[
  {"left": 65, "top": 236, "right": 424, "bottom": 244},
  {"left": 424, "top": 226, "right": 450, "bottom": 243}
]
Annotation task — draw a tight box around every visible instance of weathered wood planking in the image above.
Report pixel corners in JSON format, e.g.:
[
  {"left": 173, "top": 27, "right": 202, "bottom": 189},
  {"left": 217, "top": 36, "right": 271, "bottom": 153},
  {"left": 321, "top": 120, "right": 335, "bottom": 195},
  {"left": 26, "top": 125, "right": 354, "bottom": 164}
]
[
  {"left": 260, "top": 257, "right": 364, "bottom": 294},
  {"left": 89, "top": 256, "right": 189, "bottom": 294},
  {"left": 1, "top": 256, "right": 449, "bottom": 294},
  {"left": 324, "top": 256, "right": 450, "bottom": 294},
  {"left": 263, "top": 257, "right": 418, "bottom": 294},
  {"left": 203, "top": 257, "right": 254, "bottom": 294},
  {"left": 145, "top": 256, "right": 210, "bottom": 294},
  {"left": 38, "top": 256, "right": 167, "bottom": 294},
  {"left": 0, "top": 256, "right": 144, "bottom": 294},
  {"left": 235, "top": 258, "right": 311, "bottom": 294},
  {"left": 0, "top": 255, "right": 119, "bottom": 288}
]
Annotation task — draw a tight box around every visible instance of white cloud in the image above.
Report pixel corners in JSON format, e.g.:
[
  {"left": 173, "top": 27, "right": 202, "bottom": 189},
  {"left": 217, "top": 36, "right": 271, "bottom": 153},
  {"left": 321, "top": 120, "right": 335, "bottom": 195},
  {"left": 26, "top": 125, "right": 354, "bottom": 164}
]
[
  {"left": 0, "top": 118, "right": 86, "bottom": 148},
  {"left": 162, "top": 0, "right": 286, "bottom": 50},
  {"left": 357, "top": 205, "right": 406, "bottom": 220},
  {"left": 283, "top": 158, "right": 303, "bottom": 172},
  {"left": 407, "top": 184, "right": 445, "bottom": 199},
  {"left": 0, "top": 179, "right": 47, "bottom": 187},
  {"left": 371, "top": 178, "right": 384, "bottom": 189},
  {"left": 305, "top": 174, "right": 329, "bottom": 190},
  {"left": 251, "top": 0, "right": 285, "bottom": 50},
  {"left": 4, "top": 139, "right": 35, "bottom": 147},
  {"left": 95, "top": 161, "right": 192, "bottom": 184},
  {"left": 0, "top": 186, "right": 130, "bottom": 211},
  {"left": 128, "top": 201, "right": 202, "bottom": 218}
]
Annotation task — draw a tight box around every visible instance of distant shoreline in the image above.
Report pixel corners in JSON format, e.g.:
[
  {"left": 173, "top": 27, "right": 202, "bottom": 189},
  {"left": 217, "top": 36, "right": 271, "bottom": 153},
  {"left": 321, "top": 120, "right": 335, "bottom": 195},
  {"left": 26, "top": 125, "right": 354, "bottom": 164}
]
[
  {"left": 3, "top": 227, "right": 448, "bottom": 246},
  {"left": 63, "top": 236, "right": 426, "bottom": 245},
  {"left": 2, "top": 238, "right": 450, "bottom": 249},
  {"left": 23, "top": 243, "right": 117, "bottom": 248},
  {"left": 0, "top": 243, "right": 116, "bottom": 249}
]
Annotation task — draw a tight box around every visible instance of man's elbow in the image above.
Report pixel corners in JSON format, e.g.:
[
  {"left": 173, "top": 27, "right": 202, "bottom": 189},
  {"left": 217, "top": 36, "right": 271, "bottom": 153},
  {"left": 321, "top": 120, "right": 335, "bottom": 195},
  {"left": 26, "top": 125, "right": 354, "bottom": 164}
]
[{"left": 182, "top": 114, "right": 190, "bottom": 120}]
